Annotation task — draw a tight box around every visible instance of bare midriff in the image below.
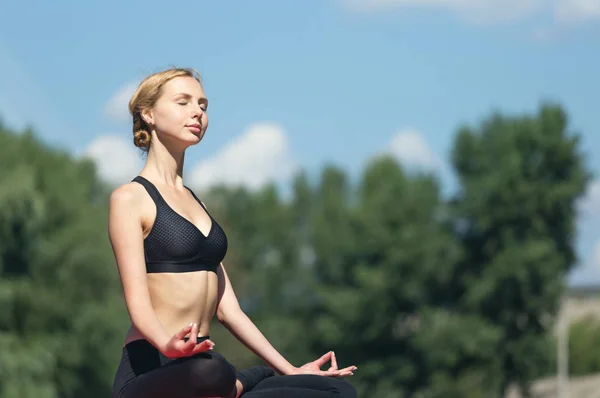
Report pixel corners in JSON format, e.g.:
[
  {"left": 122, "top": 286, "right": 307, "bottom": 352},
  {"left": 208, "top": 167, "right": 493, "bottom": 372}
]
[{"left": 124, "top": 270, "right": 220, "bottom": 346}]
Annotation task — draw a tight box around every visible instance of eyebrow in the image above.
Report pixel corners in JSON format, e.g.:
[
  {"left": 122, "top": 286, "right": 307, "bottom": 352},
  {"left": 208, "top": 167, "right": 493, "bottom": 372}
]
[{"left": 174, "top": 93, "right": 208, "bottom": 104}]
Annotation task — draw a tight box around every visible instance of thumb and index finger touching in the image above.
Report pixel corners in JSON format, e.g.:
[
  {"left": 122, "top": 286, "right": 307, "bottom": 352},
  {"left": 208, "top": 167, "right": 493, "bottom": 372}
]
[
  {"left": 176, "top": 323, "right": 214, "bottom": 354},
  {"left": 318, "top": 351, "right": 358, "bottom": 377},
  {"left": 314, "top": 351, "right": 334, "bottom": 368},
  {"left": 315, "top": 351, "right": 340, "bottom": 370},
  {"left": 175, "top": 323, "right": 194, "bottom": 340}
]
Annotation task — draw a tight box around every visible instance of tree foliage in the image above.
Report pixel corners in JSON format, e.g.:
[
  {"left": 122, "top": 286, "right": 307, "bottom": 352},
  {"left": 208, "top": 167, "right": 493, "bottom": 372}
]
[
  {"left": 0, "top": 102, "right": 592, "bottom": 397},
  {"left": 568, "top": 318, "right": 600, "bottom": 376},
  {"left": 450, "top": 104, "right": 590, "bottom": 394},
  {"left": 0, "top": 127, "right": 128, "bottom": 398}
]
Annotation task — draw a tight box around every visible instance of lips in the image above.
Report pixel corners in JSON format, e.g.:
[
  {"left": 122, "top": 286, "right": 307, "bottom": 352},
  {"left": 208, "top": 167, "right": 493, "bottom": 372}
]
[{"left": 186, "top": 124, "right": 202, "bottom": 133}]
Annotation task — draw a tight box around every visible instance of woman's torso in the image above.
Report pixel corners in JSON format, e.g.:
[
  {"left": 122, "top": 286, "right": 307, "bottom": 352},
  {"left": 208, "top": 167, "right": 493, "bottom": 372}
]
[{"left": 123, "top": 175, "right": 228, "bottom": 345}]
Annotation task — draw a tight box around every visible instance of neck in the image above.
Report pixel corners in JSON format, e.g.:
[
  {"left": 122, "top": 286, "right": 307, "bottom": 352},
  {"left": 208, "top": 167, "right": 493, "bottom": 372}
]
[{"left": 143, "top": 140, "right": 186, "bottom": 187}]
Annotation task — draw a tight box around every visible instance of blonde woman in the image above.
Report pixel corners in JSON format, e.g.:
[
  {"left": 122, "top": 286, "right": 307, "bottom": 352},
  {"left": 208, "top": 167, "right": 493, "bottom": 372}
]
[{"left": 109, "top": 67, "right": 357, "bottom": 398}]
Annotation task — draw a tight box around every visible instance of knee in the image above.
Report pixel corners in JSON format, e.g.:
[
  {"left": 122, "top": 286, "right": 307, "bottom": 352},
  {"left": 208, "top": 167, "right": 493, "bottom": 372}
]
[
  {"left": 331, "top": 379, "right": 357, "bottom": 398},
  {"left": 187, "top": 355, "right": 237, "bottom": 397}
]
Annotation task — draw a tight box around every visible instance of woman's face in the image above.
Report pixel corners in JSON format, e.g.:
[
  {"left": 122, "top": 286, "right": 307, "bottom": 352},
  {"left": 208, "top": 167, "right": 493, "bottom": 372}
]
[{"left": 144, "top": 76, "right": 209, "bottom": 149}]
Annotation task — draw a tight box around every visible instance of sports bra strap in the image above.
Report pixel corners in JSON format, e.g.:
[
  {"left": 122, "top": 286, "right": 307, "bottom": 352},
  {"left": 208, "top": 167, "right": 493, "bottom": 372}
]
[
  {"left": 184, "top": 186, "right": 208, "bottom": 211},
  {"left": 132, "top": 176, "right": 163, "bottom": 204}
]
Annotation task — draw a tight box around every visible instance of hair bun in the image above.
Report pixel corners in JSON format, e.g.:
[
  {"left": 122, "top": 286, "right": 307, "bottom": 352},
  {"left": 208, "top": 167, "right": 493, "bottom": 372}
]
[{"left": 133, "top": 129, "right": 151, "bottom": 149}]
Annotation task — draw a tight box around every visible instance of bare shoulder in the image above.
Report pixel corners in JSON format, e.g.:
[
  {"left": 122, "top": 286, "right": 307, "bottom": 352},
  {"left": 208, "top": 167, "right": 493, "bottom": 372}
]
[
  {"left": 109, "top": 182, "right": 147, "bottom": 213},
  {"left": 111, "top": 182, "right": 142, "bottom": 204},
  {"left": 108, "top": 182, "right": 152, "bottom": 231}
]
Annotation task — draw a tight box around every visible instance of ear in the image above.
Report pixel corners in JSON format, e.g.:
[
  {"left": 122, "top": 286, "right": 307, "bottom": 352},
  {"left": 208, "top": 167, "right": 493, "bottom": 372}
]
[{"left": 140, "top": 107, "right": 154, "bottom": 126}]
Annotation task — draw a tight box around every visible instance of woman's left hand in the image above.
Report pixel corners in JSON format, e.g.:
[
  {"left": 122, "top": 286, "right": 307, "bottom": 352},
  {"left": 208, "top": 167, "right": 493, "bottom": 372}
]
[{"left": 291, "top": 351, "right": 357, "bottom": 378}]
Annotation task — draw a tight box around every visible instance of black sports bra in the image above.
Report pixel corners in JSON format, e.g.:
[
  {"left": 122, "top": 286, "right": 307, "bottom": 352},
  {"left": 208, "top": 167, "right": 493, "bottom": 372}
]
[{"left": 132, "top": 176, "right": 228, "bottom": 273}]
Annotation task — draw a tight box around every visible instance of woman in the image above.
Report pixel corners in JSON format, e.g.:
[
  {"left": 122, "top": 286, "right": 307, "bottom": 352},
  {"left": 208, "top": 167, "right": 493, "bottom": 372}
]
[{"left": 109, "top": 67, "right": 357, "bottom": 398}]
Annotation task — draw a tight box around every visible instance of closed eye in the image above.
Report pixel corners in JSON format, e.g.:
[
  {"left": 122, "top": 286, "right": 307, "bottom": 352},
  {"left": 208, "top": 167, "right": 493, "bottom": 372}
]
[{"left": 173, "top": 93, "right": 208, "bottom": 110}]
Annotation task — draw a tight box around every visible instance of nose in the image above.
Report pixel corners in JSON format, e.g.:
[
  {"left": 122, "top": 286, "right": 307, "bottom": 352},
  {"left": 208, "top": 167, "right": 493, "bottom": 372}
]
[{"left": 191, "top": 104, "right": 204, "bottom": 120}]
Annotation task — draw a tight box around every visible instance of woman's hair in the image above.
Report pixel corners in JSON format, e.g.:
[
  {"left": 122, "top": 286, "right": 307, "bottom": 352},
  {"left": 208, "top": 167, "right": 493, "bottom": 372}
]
[{"left": 128, "top": 67, "right": 202, "bottom": 152}]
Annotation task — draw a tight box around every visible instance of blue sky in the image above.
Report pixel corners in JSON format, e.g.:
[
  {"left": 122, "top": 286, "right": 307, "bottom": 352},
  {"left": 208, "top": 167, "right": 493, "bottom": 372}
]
[{"left": 1, "top": 0, "right": 599, "bottom": 286}]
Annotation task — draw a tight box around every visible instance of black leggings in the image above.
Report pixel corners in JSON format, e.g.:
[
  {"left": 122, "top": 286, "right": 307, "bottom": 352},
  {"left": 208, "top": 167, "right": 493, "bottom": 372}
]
[
  {"left": 242, "top": 374, "right": 357, "bottom": 397},
  {"left": 112, "top": 338, "right": 357, "bottom": 398},
  {"left": 113, "top": 338, "right": 237, "bottom": 397}
]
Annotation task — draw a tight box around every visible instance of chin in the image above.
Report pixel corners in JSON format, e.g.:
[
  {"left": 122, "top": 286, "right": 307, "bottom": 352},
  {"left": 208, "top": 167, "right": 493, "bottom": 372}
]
[{"left": 186, "top": 135, "right": 204, "bottom": 147}]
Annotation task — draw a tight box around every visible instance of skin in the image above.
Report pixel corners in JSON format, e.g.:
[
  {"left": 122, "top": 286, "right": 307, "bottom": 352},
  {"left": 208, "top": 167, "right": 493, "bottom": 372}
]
[{"left": 109, "top": 75, "right": 357, "bottom": 397}]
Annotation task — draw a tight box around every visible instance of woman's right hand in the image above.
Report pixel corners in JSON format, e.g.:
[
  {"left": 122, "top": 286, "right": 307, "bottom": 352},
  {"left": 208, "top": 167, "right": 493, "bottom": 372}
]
[{"left": 161, "top": 323, "right": 215, "bottom": 359}]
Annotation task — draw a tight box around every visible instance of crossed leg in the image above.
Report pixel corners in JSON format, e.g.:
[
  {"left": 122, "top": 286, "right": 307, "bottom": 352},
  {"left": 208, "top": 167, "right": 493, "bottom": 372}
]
[{"left": 237, "top": 370, "right": 357, "bottom": 398}]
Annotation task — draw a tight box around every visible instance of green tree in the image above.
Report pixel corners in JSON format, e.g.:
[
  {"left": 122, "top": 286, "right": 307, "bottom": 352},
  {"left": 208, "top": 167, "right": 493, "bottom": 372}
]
[
  {"left": 568, "top": 318, "right": 600, "bottom": 376},
  {"left": 450, "top": 103, "right": 591, "bottom": 395},
  {"left": 0, "top": 125, "right": 128, "bottom": 398},
  {"left": 308, "top": 158, "right": 463, "bottom": 396}
]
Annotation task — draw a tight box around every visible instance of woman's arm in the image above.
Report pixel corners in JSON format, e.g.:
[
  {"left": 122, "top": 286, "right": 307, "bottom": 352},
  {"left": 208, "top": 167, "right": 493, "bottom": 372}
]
[
  {"left": 215, "top": 263, "right": 296, "bottom": 375},
  {"left": 109, "top": 184, "right": 173, "bottom": 351},
  {"left": 216, "top": 264, "right": 356, "bottom": 378}
]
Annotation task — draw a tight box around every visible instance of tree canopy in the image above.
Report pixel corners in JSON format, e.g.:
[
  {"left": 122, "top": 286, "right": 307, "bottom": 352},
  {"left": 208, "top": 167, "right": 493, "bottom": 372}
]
[{"left": 0, "top": 102, "right": 592, "bottom": 397}]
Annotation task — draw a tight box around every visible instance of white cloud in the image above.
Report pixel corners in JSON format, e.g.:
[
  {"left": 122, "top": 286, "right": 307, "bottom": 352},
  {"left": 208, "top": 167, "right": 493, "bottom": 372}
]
[
  {"left": 389, "top": 128, "right": 440, "bottom": 170},
  {"left": 105, "top": 82, "right": 138, "bottom": 124},
  {"left": 555, "top": 0, "right": 600, "bottom": 24},
  {"left": 593, "top": 239, "right": 600, "bottom": 270},
  {"left": 341, "top": 0, "right": 600, "bottom": 25},
  {"left": 579, "top": 179, "right": 600, "bottom": 218},
  {"left": 342, "top": 0, "right": 542, "bottom": 23},
  {"left": 531, "top": 26, "right": 556, "bottom": 41},
  {"left": 189, "top": 123, "right": 297, "bottom": 191},
  {"left": 84, "top": 135, "right": 143, "bottom": 185}
]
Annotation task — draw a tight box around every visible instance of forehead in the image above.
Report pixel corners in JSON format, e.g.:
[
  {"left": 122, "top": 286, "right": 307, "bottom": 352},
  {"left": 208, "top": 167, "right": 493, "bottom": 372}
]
[{"left": 162, "top": 76, "right": 205, "bottom": 97}]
